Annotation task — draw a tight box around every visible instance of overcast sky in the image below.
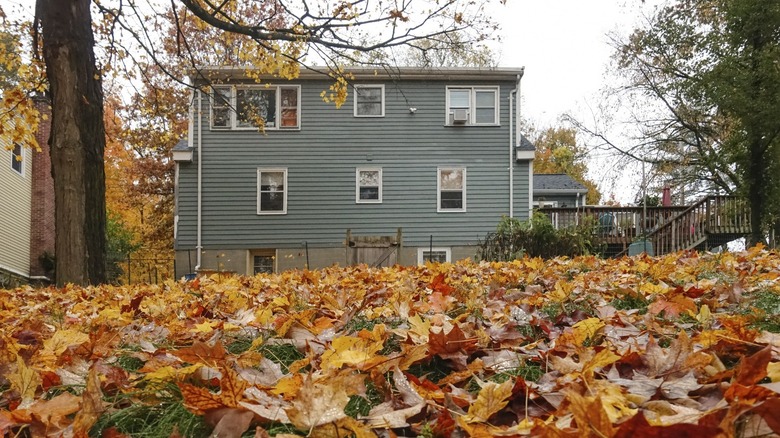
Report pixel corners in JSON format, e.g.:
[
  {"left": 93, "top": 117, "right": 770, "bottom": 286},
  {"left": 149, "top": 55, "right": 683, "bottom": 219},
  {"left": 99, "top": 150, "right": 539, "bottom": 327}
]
[{"left": 493, "top": 1, "right": 658, "bottom": 127}]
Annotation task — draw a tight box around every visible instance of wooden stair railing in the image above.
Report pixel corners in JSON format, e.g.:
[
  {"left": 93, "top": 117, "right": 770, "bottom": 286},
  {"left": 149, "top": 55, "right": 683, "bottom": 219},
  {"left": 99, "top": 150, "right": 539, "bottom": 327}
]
[{"left": 617, "top": 196, "right": 750, "bottom": 257}]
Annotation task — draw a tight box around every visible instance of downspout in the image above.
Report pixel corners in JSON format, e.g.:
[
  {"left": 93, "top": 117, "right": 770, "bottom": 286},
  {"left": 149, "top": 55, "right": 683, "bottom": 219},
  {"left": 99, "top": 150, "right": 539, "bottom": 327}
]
[
  {"left": 509, "top": 85, "right": 515, "bottom": 219},
  {"left": 509, "top": 69, "right": 525, "bottom": 218},
  {"left": 195, "top": 89, "right": 203, "bottom": 271}
]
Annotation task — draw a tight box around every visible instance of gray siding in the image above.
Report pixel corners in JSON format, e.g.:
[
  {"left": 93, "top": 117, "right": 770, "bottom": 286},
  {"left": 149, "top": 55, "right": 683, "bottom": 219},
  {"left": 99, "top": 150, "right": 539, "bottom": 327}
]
[{"left": 176, "top": 78, "right": 530, "bottom": 250}]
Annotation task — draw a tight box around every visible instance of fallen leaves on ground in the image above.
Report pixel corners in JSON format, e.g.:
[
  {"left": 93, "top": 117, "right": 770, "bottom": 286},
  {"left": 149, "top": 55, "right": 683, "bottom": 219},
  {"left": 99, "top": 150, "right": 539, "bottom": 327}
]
[{"left": 2, "top": 246, "right": 780, "bottom": 437}]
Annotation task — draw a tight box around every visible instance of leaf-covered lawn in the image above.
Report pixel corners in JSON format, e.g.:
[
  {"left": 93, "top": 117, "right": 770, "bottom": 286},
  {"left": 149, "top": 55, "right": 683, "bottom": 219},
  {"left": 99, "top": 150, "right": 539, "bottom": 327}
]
[{"left": 2, "top": 247, "right": 780, "bottom": 437}]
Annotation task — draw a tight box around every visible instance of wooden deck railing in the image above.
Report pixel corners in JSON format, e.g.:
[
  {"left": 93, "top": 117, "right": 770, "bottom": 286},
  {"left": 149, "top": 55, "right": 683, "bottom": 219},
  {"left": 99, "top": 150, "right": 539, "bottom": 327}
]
[
  {"left": 640, "top": 196, "right": 750, "bottom": 256},
  {"left": 536, "top": 196, "right": 751, "bottom": 257}
]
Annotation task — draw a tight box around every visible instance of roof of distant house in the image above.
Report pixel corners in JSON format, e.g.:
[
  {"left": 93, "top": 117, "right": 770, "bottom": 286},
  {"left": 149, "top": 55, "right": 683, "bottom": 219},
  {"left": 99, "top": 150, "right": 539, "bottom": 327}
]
[
  {"left": 518, "top": 135, "right": 535, "bottom": 152},
  {"left": 534, "top": 174, "right": 588, "bottom": 193}
]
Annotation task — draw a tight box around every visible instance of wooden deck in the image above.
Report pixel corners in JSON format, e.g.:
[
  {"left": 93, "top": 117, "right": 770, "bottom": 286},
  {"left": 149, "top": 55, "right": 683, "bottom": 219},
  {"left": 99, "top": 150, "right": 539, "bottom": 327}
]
[{"left": 537, "top": 196, "right": 751, "bottom": 257}]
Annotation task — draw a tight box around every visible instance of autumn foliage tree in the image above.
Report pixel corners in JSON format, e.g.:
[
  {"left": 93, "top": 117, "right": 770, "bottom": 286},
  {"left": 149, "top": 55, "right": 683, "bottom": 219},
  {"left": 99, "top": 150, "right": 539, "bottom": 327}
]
[
  {"left": 574, "top": 0, "right": 780, "bottom": 245},
  {"left": 532, "top": 126, "right": 601, "bottom": 204},
  {"left": 11, "top": 0, "right": 501, "bottom": 285}
]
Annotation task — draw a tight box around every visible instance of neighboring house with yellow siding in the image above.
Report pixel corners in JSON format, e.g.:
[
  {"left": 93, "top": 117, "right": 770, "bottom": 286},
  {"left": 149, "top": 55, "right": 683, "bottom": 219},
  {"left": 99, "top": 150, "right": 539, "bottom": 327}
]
[{"left": 0, "top": 98, "right": 55, "bottom": 286}]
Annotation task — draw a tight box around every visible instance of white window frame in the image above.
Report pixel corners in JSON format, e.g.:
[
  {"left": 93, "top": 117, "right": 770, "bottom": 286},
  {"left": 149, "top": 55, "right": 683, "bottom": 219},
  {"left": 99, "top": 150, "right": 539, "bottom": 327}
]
[
  {"left": 257, "top": 168, "right": 288, "bottom": 215},
  {"left": 437, "top": 167, "right": 466, "bottom": 212},
  {"left": 211, "top": 85, "right": 301, "bottom": 130},
  {"left": 445, "top": 86, "right": 500, "bottom": 126},
  {"left": 417, "top": 247, "right": 452, "bottom": 264},
  {"left": 10, "top": 143, "right": 24, "bottom": 176},
  {"left": 353, "top": 84, "right": 385, "bottom": 117},
  {"left": 355, "top": 167, "right": 383, "bottom": 203}
]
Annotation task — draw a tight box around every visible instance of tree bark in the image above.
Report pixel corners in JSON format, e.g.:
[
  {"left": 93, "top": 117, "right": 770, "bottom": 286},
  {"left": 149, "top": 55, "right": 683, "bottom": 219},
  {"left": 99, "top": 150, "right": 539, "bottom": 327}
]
[{"left": 37, "top": 0, "right": 107, "bottom": 285}]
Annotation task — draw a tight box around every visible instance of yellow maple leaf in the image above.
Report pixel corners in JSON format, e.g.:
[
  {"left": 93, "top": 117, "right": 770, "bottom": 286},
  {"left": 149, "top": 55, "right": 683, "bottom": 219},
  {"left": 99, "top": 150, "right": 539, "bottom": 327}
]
[
  {"left": 42, "top": 329, "right": 90, "bottom": 356},
  {"left": 8, "top": 357, "right": 41, "bottom": 408},
  {"left": 406, "top": 314, "right": 432, "bottom": 343},
  {"left": 462, "top": 379, "right": 514, "bottom": 423},
  {"left": 191, "top": 320, "right": 219, "bottom": 334},
  {"left": 569, "top": 317, "right": 605, "bottom": 346},
  {"left": 320, "top": 336, "right": 383, "bottom": 370},
  {"left": 768, "top": 362, "right": 780, "bottom": 382}
]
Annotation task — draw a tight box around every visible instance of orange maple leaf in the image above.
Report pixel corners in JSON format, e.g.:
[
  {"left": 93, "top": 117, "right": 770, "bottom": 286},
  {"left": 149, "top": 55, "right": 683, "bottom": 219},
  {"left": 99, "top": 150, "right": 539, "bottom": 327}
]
[{"left": 428, "top": 324, "right": 477, "bottom": 356}]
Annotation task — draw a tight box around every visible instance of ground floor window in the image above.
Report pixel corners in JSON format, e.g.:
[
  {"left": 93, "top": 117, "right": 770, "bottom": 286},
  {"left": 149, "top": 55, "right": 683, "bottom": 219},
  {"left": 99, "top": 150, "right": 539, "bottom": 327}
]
[
  {"left": 418, "top": 247, "right": 451, "bottom": 264},
  {"left": 252, "top": 251, "right": 275, "bottom": 275}
]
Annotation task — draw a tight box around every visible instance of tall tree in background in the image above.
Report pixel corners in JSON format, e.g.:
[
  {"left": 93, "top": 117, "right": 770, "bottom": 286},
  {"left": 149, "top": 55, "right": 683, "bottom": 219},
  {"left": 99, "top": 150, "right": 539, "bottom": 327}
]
[
  {"left": 575, "top": 0, "right": 780, "bottom": 245},
  {"left": 16, "top": 0, "right": 499, "bottom": 285},
  {"left": 532, "top": 126, "right": 601, "bottom": 204}
]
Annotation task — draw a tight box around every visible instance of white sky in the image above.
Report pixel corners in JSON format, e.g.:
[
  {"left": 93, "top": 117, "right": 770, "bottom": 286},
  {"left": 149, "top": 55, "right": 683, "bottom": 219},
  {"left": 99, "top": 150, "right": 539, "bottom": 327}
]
[{"left": 493, "top": 0, "right": 656, "bottom": 127}]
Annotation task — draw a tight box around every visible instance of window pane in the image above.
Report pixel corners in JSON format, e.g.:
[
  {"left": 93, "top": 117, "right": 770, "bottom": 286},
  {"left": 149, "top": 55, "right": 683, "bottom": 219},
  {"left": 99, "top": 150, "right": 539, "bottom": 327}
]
[
  {"left": 475, "top": 108, "right": 495, "bottom": 124},
  {"left": 475, "top": 91, "right": 495, "bottom": 107},
  {"left": 260, "top": 172, "right": 284, "bottom": 191},
  {"left": 212, "top": 108, "right": 230, "bottom": 127},
  {"left": 440, "top": 169, "right": 463, "bottom": 190},
  {"left": 359, "top": 187, "right": 379, "bottom": 200},
  {"left": 449, "top": 89, "right": 469, "bottom": 108},
  {"left": 357, "top": 102, "right": 382, "bottom": 116},
  {"left": 11, "top": 144, "right": 22, "bottom": 173},
  {"left": 260, "top": 192, "right": 284, "bottom": 211},
  {"left": 254, "top": 255, "right": 274, "bottom": 274},
  {"left": 281, "top": 108, "right": 298, "bottom": 127},
  {"left": 281, "top": 88, "right": 297, "bottom": 107},
  {"left": 359, "top": 170, "right": 380, "bottom": 186},
  {"left": 357, "top": 87, "right": 381, "bottom": 101},
  {"left": 213, "top": 87, "right": 230, "bottom": 108},
  {"left": 424, "top": 251, "right": 448, "bottom": 263},
  {"left": 280, "top": 88, "right": 298, "bottom": 127},
  {"left": 440, "top": 191, "right": 463, "bottom": 209},
  {"left": 237, "top": 89, "right": 276, "bottom": 127}
]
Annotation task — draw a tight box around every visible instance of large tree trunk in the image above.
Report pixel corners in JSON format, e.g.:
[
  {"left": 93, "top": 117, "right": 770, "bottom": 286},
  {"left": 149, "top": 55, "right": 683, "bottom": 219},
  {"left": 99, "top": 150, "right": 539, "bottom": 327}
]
[{"left": 37, "top": 0, "right": 107, "bottom": 285}]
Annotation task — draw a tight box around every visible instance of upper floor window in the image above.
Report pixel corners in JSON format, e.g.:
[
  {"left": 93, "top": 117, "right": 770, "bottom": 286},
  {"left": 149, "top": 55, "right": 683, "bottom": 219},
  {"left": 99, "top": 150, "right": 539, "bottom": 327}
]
[
  {"left": 257, "top": 168, "right": 287, "bottom": 214},
  {"left": 11, "top": 144, "right": 23, "bottom": 175},
  {"left": 356, "top": 167, "right": 382, "bottom": 203},
  {"left": 446, "top": 86, "right": 499, "bottom": 126},
  {"left": 211, "top": 85, "right": 300, "bottom": 130},
  {"left": 438, "top": 167, "right": 466, "bottom": 212},
  {"left": 354, "top": 85, "right": 384, "bottom": 117}
]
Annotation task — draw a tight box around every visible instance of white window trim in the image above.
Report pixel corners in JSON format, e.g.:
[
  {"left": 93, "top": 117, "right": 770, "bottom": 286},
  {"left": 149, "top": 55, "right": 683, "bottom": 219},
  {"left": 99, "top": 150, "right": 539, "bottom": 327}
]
[
  {"left": 355, "top": 167, "right": 383, "bottom": 203},
  {"left": 211, "top": 85, "right": 301, "bottom": 130},
  {"left": 417, "top": 247, "right": 452, "bottom": 264},
  {"left": 437, "top": 167, "right": 466, "bottom": 213},
  {"left": 445, "top": 86, "right": 500, "bottom": 126},
  {"left": 10, "top": 144, "right": 25, "bottom": 177},
  {"left": 353, "top": 84, "right": 385, "bottom": 118},
  {"left": 257, "top": 168, "right": 288, "bottom": 215}
]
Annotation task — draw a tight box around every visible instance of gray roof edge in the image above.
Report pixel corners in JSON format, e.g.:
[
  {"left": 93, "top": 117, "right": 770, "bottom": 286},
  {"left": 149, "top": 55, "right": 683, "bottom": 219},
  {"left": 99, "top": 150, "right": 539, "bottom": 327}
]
[
  {"left": 534, "top": 189, "right": 588, "bottom": 194},
  {"left": 172, "top": 139, "right": 191, "bottom": 151},
  {"left": 190, "top": 66, "right": 526, "bottom": 82}
]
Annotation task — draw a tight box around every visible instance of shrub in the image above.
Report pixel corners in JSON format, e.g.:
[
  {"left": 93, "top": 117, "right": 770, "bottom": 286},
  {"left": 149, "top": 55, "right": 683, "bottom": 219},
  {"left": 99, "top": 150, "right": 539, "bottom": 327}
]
[{"left": 476, "top": 213, "right": 601, "bottom": 261}]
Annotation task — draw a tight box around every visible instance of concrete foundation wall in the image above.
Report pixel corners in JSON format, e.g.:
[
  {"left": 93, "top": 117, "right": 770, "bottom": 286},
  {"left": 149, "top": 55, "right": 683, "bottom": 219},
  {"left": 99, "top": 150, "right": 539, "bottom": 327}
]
[{"left": 175, "top": 244, "right": 480, "bottom": 278}]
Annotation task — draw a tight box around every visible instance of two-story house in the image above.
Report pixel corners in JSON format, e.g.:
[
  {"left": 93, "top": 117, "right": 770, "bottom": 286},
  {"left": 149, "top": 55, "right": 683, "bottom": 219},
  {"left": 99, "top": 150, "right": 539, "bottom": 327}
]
[{"left": 173, "top": 67, "right": 534, "bottom": 277}]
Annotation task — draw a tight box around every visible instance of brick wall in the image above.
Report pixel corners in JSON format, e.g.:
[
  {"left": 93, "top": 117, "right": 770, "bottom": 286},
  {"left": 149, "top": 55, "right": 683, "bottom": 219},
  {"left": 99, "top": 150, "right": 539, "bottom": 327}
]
[{"left": 29, "top": 97, "right": 55, "bottom": 280}]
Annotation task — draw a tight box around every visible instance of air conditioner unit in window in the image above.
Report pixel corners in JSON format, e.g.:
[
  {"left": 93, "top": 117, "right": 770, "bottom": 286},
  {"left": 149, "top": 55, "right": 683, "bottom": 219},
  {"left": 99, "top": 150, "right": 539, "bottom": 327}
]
[{"left": 452, "top": 109, "right": 469, "bottom": 124}]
